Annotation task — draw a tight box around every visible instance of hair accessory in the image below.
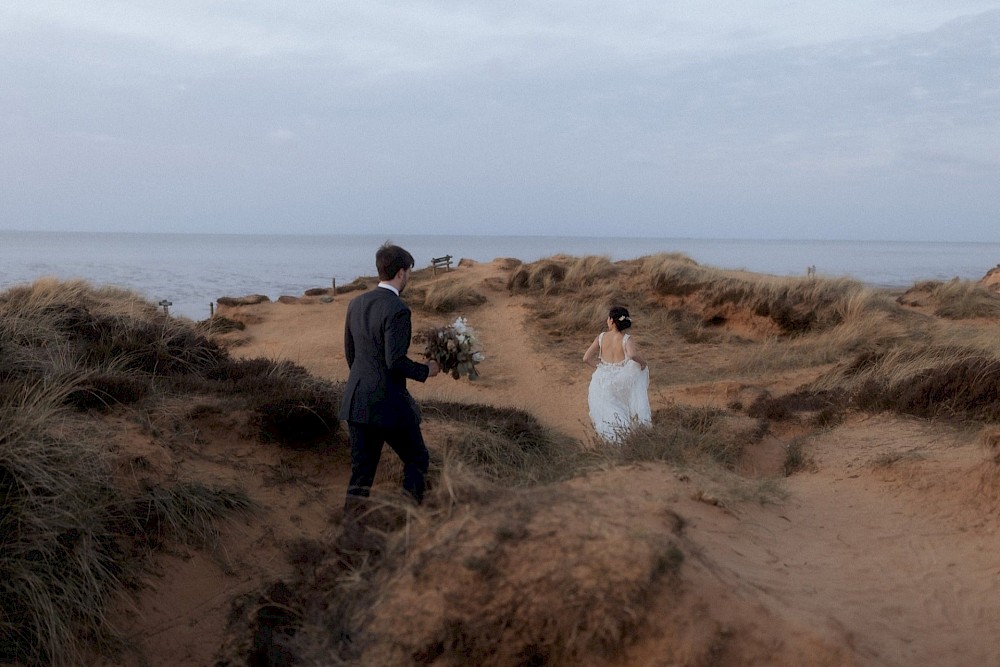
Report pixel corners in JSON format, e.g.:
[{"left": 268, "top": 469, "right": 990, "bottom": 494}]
[{"left": 618, "top": 315, "right": 628, "bottom": 321}]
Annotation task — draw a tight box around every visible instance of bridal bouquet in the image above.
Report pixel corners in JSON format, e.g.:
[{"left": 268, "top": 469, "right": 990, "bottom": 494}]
[{"left": 415, "top": 316, "right": 485, "bottom": 380}]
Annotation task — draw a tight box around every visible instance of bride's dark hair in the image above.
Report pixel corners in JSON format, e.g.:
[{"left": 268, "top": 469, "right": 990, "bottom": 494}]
[{"left": 608, "top": 306, "right": 632, "bottom": 331}]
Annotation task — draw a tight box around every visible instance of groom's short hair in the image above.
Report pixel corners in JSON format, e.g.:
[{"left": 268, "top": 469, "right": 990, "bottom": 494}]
[{"left": 376, "top": 242, "right": 416, "bottom": 281}]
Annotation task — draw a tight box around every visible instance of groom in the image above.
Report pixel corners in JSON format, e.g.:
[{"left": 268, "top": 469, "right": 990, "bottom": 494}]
[{"left": 339, "top": 242, "right": 440, "bottom": 513}]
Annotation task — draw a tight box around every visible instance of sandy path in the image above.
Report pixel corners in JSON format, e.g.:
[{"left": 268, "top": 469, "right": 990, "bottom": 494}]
[
  {"left": 687, "top": 415, "right": 1000, "bottom": 666},
  {"left": 226, "top": 262, "right": 598, "bottom": 441},
  {"left": 408, "top": 290, "right": 596, "bottom": 441}
]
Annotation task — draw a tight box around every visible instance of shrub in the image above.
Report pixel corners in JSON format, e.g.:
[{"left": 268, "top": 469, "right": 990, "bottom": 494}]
[
  {"left": 782, "top": 438, "right": 808, "bottom": 476},
  {"left": 855, "top": 356, "right": 1000, "bottom": 422},
  {"left": 0, "top": 280, "right": 265, "bottom": 666},
  {"left": 123, "top": 482, "right": 255, "bottom": 548},
  {"left": 421, "top": 400, "right": 580, "bottom": 485},
  {"left": 201, "top": 358, "right": 343, "bottom": 448},
  {"left": 251, "top": 390, "right": 341, "bottom": 449},
  {"left": 931, "top": 279, "right": 1000, "bottom": 319},
  {"left": 747, "top": 389, "right": 846, "bottom": 422},
  {"left": 617, "top": 404, "right": 754, "bottom": 469},
  {"left": 562, "top": 255, "right": 621, "bottom": 288},
  {"left": 645, "top": 257, "right": 706, "bottom": 297},
  {"left": 418, "top": 281, "right": 487, "bottom": 313},
  {"left": 0, "top": 378, "right": 255, "bottom": 666},
  {"left": 195, "top": 316, "right": 246, "bottom": 335},
  {"left": 507, "top": 260, "right": 567, "bottom": 294},
  {"left": 64, "top": 373, "right": 150, "bottom": 411},
  {"left": 0, "top": 382, "right": 125, "bottom": 666}
]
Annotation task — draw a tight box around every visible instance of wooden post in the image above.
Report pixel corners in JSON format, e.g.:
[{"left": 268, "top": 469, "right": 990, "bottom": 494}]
[
  {"left": 158, "top": 299, "right": 172, "bottom": 316},
  {"left": 210, "top": 302, "right": 215, "bottom": 318},
  {"left": 332, "top": 277, "right": 336, "bottom": 294}
]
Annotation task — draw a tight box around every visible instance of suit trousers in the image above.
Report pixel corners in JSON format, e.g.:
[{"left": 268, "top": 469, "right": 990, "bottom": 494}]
[{"left": 345, "top": 420, "right": 429, "bottom": 506}]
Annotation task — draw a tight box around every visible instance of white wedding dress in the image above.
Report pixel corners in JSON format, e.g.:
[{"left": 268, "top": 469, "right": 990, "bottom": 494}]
[{"left": 588, "top": 333, "right": 652, "bottom": 442}]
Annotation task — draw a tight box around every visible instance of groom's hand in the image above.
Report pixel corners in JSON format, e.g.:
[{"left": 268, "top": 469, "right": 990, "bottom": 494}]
[{"left": 427, "top": 360, "right": 440, "bottom": 377}]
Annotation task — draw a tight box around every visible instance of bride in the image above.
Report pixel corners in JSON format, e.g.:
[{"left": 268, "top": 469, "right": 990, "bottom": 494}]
[{"left": 583, "top": 306, "right": 652, "bottom": 442}]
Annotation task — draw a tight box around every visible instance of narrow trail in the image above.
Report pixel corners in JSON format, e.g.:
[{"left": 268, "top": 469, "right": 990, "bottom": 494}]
[
  {"left": 226, "top": 263, "right": 597, "bottom": 441},
  {"left": 684, "top": 415, "right": 1000, "bottom": 666},
  {"left": 408, "top": 278, "right": 596, "bottom": 442}
]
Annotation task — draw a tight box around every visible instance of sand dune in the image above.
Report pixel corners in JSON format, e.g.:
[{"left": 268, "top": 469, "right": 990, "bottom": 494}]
[
  {"left": 6, "top": 257, "right": 1000, "bottom": 666},
  {"left": 199, "top": 258, "right": 1000, "bottom": 665}
]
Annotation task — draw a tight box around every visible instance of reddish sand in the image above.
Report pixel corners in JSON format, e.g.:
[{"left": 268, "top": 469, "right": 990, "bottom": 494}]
[{"left": 104, "top": 259, "right": 1000, "bottom": 666}]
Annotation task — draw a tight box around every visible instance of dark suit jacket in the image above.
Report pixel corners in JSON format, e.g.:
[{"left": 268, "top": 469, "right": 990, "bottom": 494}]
[{"left": 339, "top": 286, "right": 429, "bottom": 427}]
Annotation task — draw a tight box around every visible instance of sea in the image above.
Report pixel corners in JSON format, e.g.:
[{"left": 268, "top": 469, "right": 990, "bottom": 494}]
[{"left": 2, "top": 231, "right": 999, "bottom": 321}]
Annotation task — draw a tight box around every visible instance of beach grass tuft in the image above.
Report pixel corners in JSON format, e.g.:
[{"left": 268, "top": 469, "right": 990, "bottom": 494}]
[
  {"left": 611, "top": 404, "right": 760, "bottom": 470},
  {"left": 410, "top": 280, "right": 488, "bottom": 313},
  {"left": 422, "top": 400, "right": 583, "bottom": 486},
  {"left": 929, "top": 279, "right": 1000, "bottom": 319},
  {"left": 0, "top": 279, "right": 270, "bottom": 665}
]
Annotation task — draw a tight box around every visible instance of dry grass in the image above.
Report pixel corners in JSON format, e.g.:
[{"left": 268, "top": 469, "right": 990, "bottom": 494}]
[
  {"left": 507, "top": 258, "right": 569, "bottom": 294},
  {"left": 248, "top": 479, "right": 685, "bottom": 667},
  {"left": 0, "top": 279, "right": 295, "bottom": 665},
  {"left": 219, "top": 393, "right": 699, "bottom": 665},
  {"left": 901, "top": 279, "right": 1000, "bottom": 319},
  {"left": 2, "top": 278, "right": 345, "bottom": 447},
  {"left": 410, "top": 280, "right": 488, "bottom": 313},
  {"left": 612, "top": 404, "right": 765, "bottom": 470},
  {"left": 929, "top": 320, "right": 1000, "bottom": 357},
  {"left": 807, "top": 339, "right": 1000, "bottom": 422},
  {"left": 562, "top": 254, "right": 621, "bottom": 287},
  {"left": 509, "top": 255, "right": 903, "bottom": 362},
  {"left": 653, "top": 264, "right": 888, "bottom": 334},
  {"left": 508, "top": 254, "right": 668, "bottom": 337},
  {"left": 856, "top": 354, "right": 1000, "bottom": 422},
  {"left": 362, "top": 491, "right": 683, "bottom": 666},
  {"left": 641, "top": 254, "right": 712, "bottom": 297},
  {"left": 727, "top": 304, "right": 911, "bottom": 376},
  {"left": 0, "top": 377, "right": 253, "bottom": 666},
  {"left": 0, "top": 379, "right": 124, "bottom": 666},
  {"left": 0, "top": 277, "right": 151, "bottom": 316},
  {"left": 126, "top": 482, "right": 255, "bottom": 549},
  {"left": 746, "top": 389, "right": 847, "bottom": 423},
  {"left": 1, "top": 280, "right": 228, "bottom": 381},
  {"left": 422, "top": 400, "right": 583, "bottom": 487}
]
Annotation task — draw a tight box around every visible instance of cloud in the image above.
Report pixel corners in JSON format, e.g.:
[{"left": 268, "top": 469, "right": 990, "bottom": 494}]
[
  {"left": 1, "top": 1, "right": 313, "bottom": 58},
  {"left": 0, "top": 3, "right": 998, "bottom": 239},
  {"left": 267, "top": 128, "right": 297, "bottom": 145}
]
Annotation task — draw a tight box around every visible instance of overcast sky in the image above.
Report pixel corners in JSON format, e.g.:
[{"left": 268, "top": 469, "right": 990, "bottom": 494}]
[{"left": 2, "top": 2, "right": 998, "bottom": 241}]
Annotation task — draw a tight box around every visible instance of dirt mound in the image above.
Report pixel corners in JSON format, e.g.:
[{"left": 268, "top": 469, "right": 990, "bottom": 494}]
[
  {"left": 360, "top": 483, "right": 683, "bottom": 665},
  {"left": 980, "top": 265, "right": 1000, "bottom": 291},
  {"left": 353, "top": 467, "right": 850, "bottom": 666},
  {"left": 896, "top": 280, "right": 939, "bottom": 307}
]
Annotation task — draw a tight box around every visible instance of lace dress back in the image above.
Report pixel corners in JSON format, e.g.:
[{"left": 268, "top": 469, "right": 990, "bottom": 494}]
[{"left": 588, "top": 332, "right": 652, "bottom": 442}]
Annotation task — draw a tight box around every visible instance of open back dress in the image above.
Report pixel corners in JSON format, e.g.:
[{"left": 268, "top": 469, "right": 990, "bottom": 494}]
[{"left": 588, "top": 332, "right": 652, "bottom": 442}]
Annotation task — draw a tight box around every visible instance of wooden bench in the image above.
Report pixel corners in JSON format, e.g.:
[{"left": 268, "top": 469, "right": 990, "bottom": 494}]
[{"left": 431, "top": 254, "right": 453, "bottom": 275}]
